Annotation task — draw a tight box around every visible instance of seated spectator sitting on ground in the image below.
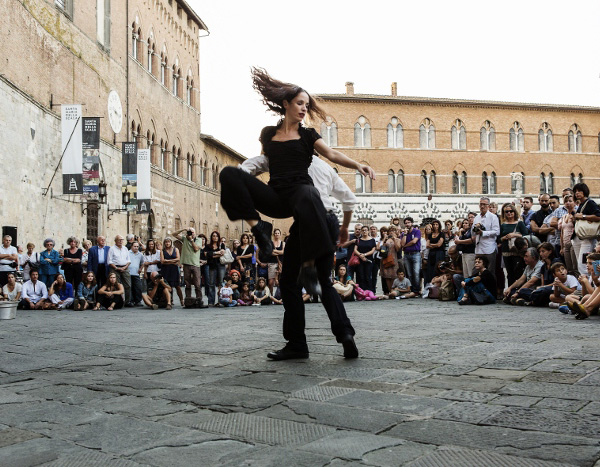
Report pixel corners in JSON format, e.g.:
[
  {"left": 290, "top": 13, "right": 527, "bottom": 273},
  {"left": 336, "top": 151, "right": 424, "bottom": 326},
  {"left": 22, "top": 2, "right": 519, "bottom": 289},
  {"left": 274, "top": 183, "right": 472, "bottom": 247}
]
[
  {"left": 95, "top": 272, "right": 125, "bottom": 311},
  {"left": 48, "top": 273, "right": 74, "bottom": 310},
  {"left": 564, "top": 253, "right": 600, "bottom": 319},
  {"left": 548, "top": 263, "right": 579, "bottom": 308},
  {"left": 75, "top": 271, "right": 97, "bottom": 311},
  {"left": 270, "top": 280, "right": 283, "bottom": 305},
  {"left": 18, "top": 270, "right": 48, "bottom": 310},
  {"left": 388, "top": 269, "right": 416, "bottom": 299},
  {"left": 503, "top": 247, "right": 543, "bottom": 306},
  {"left": 2, "top": 272, "right": 22, "bottom": 301},
  {"left": 142, "top": 271, "right": 172, "bottom": 310},
  {"left": 457, "top": 255, "right": 496, "bottom": 305},
  {"left": 302, "top": 288, "right": 312, "bottom": 303},
  {"left": 251, "top": 277, "right": 271, "bottom": 305},
  {"left": 440, "top": 245, "right": 463, "bottom": 293},
  {"left": 333, "top": 264, "right": 355, "bottom": 301},
  {"left": 237, "top": 282, "right": 253, "bottom": 306},
  {"left": 218, "top": 276, "right": 237, "bottom": 307},
  {"left": 229, "top": 269, "right": 245, "bottom": 300}
]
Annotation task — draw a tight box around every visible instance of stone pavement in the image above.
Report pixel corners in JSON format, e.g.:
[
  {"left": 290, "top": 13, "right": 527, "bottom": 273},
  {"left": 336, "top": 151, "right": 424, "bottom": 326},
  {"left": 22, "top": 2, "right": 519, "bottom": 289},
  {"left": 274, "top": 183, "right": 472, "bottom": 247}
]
[{"left": 1, "top": 299, "right": 600, "bottom": 466}]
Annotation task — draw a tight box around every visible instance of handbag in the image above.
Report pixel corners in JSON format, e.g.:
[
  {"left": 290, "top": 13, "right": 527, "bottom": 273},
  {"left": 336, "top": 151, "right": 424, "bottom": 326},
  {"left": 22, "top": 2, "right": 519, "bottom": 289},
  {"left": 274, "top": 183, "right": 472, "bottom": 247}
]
[
  {"left": 348, "top": 252, "right": 360, "bottom": 267},
  {"left": 382, "top": 250, "right": 395, "bottom": 269},
  {"left": 574, "top": 200, "right": 600, "bottom": 240},
  {"left": 507, "top": 224, "right": 518, "bottom": 250},
  {"left": 220, "top": 248, "right": 234, "bottom": 265}
]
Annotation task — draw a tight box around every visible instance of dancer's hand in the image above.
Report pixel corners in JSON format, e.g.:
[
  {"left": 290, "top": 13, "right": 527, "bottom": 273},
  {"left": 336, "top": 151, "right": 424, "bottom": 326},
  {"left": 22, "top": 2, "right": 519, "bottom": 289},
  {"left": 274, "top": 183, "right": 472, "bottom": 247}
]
[{"left": 358, "top": 164, "right": 375, "bottom": 180}]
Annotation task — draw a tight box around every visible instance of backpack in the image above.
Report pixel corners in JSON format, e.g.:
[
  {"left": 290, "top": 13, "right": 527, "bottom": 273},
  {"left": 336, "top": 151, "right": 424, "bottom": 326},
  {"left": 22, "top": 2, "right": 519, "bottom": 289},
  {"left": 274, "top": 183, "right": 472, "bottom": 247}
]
[{"left": 439, "top": 279, "right": 456, "bottom": 301}]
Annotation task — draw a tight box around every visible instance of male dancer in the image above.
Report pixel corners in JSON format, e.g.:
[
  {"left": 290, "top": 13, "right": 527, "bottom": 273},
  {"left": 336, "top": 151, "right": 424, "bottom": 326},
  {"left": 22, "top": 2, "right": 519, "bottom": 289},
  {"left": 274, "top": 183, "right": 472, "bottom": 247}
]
[{"left": 241, "top": 155, "right": 359, "bottom": 360}]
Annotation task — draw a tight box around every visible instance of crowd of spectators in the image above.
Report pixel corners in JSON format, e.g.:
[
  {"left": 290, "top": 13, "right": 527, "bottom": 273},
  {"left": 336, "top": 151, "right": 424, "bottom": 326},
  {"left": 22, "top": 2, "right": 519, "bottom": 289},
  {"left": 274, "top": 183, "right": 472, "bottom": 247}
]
[{"left": 1, "top": 183, "right": 599, "bottom": 319}]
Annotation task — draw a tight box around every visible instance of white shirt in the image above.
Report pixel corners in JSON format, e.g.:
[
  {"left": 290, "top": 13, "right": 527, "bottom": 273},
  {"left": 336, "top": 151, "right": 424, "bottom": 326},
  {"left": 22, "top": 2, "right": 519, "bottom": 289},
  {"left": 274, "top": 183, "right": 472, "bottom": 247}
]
[
  {"left": 240, "top": 155, "right": 357, "bottom": 212},
  {"left": 108, "top": 245, "right": 130, "bottom": 267},
  {"left": 144, "top": 251, "right": 161, "bottom": 273},
  {"left": 472, "top": 212, "right": 500, "bottom": 255},
  {"left": 3, "top": 282, "right": 22, "bottom": 300},
  {"left": 98, "top": 247, "right": 106, "bottom": 264},
  {"left": 21, "top": 280, "right": 48, "bottom": 303},
  {"left": 0, "top": 245, "right": 18, "bottom": 271}
]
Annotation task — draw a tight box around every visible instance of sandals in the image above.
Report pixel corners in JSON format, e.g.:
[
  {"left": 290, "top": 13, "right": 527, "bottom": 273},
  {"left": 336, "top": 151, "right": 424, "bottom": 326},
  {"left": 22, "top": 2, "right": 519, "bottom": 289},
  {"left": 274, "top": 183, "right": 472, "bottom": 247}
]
[
  {"left": 574, "top": 303, "right": 590, "bottom": 320},
  {"left": 166, "top": 304, "right": 172, "bottom": 310}
]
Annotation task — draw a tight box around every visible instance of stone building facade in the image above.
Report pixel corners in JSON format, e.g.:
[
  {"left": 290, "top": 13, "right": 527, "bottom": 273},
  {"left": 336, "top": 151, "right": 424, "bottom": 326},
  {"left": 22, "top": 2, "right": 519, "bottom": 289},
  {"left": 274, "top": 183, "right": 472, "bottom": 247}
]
[
  {"left": 0, "top": 0, "right": 244, "bottom": 248},
  {"left": 313, "top": 83, "right": 600, "bottom": 225}
]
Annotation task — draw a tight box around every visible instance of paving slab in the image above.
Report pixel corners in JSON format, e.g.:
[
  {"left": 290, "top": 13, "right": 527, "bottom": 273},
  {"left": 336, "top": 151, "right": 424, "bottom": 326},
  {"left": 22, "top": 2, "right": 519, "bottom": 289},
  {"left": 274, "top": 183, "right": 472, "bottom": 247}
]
[{"left": 299, "top": 430, "right": 402, "bottom": 460}]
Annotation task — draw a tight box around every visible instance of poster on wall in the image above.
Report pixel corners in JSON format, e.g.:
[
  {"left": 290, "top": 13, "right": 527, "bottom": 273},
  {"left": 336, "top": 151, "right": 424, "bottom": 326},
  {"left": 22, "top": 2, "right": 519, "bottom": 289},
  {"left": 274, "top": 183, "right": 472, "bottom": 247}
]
[
  {"left": 122, "top": 142, "right": 138, "bottom": 208},
  {"left": 61, "top": 105, "right": 83, "bottom": 194},
  {"left": 136, "top": 148, "right": 151, "bottom": 213},
  {"left": 82, "top": 117, "right": 100, "bottom": 198}
]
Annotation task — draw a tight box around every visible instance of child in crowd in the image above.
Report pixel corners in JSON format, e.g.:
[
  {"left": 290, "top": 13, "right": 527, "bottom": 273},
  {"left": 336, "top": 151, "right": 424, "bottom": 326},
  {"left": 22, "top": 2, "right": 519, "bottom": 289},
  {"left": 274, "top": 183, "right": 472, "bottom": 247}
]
[
  {"left": 548, "top": 263, "right": 579, "bottom": 308},
  {"left": 563, "top": 253, "right": 600, "bottom": 318},
  {"left": 237, "top": 282, "right": 253, "bottom": 306},
  {"left": 251, "top": 277, "right": 271, "bottom": 306},
  {"left": 388, "top": 269, "right": 415, "bottom": 299},
  {"left": 218, "top": 276, "right": 237, "bottom": 307}
]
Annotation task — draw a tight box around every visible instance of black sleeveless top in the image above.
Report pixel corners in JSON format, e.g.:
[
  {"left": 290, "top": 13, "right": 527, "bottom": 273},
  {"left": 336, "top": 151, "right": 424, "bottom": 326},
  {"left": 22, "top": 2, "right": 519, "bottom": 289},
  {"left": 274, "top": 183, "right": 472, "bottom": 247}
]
[{"left": 259, "top": 124, "right": 321, "bottom": 186}]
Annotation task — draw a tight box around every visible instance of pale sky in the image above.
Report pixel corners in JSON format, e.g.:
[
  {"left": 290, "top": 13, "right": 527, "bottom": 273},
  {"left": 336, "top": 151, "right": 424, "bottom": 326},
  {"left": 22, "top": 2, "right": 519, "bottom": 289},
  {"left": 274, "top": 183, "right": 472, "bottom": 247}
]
[{"left": 193, "top": 0, "right": 600, "bottom": 158}]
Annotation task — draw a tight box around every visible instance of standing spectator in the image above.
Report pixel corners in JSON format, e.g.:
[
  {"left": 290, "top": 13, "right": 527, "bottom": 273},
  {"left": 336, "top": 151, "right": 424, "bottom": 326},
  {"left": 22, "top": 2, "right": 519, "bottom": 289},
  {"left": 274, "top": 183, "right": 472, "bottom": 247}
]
[
  {"left": 454, "top": 214, "right": 476, "bottom": 277},
  {"left": 48, "top": 273, "right": 74, "bottom": 309},
  {"left": 530, "top": 194, "right": 553, "bottom": 242},
  {"left": 540, "top": 195, "right": 565, "bottom": 258},
  {"left": 344, "top": 223, "right": 363, "bottom": 280},
  {"left": 204, "top": 231, "right": 226, "bottom": 306},
  {"left": 174, "top": 227, "right": 206, "bottom": 306},
  {"left": 142, "top": 239, "right": 161, "bottom": 285},
  {"left": 369, "top": 225, "right": 381, "bottom": 293},
  {"left": 20, "top": 243, "right": 40, "bottom": 282},
  {"left": 472, "top": 197, "right": 500, "bottom": 281},
  {"left": 236, "top": 233, "right": 254, "bottom": 279},
  {"left": 95, "top": 272, "right": 124, "bottom": 311},
  {"left": 401, "top": 217, "right": 422, "bottom": 295},
  {"left": 62, "top": 236, "right": 83, "bottom": 293},
  {"left": 520, "top": 196, "right": 535, "bottom": 233},
  {"left": 559, "top": 194, "right": 578, "bottom": 276},
  {"left": 81, "top": 240, "right": 92, "bottom": 272},
  {"left": 107, "top": 235, "right": 131, "bottom": 306},
  {"left": 75, "top": 271, "right": 97, "bottom": 311},
  {"left": 354, "top": 225, "right": 376, "bottom": 292},
  {"left": 2, "top": 272, "right": 22, "bottom": 301},
  {"left": 425, "top": 220, "right": 445, "bottom": 285},
  {"left": 572, "top": 183, "right": 600, "bottom": 275},
  {"left": 499, "top": 202, "right": 528, "bottom": 290},
  {"left": 421, "top": 224, "right": 432, "bottom": 280},
  {"left": 0, "top": 235, "right": 18, "bottom": 287},
  {"left": 87, "top": 236, "right": 110, "bottom": 287},
  {"left": 39, "top": 238, "right": 61, "bottom": 289},
  {"left": 18, "top": 269, "right": 47, "bottom": 310},
  {"left": 160, "top": 237, "right": 183, "bottom": 307},
  {"left": 379, "top": 226, "right": 401, "bottom": 294},
  {"left": 128, "top": 241, "right": 144, "bottom": 307},
  {"left": 267, "top": 229, "right": 285, "bottom": 295}
]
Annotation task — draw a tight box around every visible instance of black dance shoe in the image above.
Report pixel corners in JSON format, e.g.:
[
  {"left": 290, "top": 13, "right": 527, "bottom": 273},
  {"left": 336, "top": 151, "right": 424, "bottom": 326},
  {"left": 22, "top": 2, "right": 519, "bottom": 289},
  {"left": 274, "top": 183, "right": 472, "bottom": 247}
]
[
  {"left": 251, "top": 220, "right": 273, "bottom": 259},
  {"left": 297, "top": 266, "right": 321, "bottom": 296},
  {"left": 267, "top": 346, "right": 309, "bottom": 361},
  {"left": 340, "top": 335, "right": 359, "bottom": 359}
]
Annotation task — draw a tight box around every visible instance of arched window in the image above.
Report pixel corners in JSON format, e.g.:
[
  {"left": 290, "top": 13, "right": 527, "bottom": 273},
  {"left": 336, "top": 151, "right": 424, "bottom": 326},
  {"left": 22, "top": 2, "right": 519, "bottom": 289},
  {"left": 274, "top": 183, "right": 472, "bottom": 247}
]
[
  {"left": 452, "top": 171, "right": 467, "bottom": 194},
  {"left": 421, "top": 170, "right": 428, "bottom": 193},
  {"left": 172, "top": 146, "right": 178, "bottom": 176},
  {"left": 131, "top": 23, "right": 138, "bottom": 60},
  {"left": 547, "top": 172, "right": 554, "bottom": 194},
  {"left": 387, "top": 117, "right": 404, "bottom": 148},
  {"left": 186, "top": 77, "right": 192, "bottom": 105},
  {"left": 187, "top": 153, "right": 192, "bottom": 181},
  {"left": 482, "top": 171, "right": 489, "bottom": 194},
  {"left": 510, "top": 122, "right": 524, "bottom": 152},
  {"left": 321, "top": 120, "right": 338, "bottom": 147},
  {"left": 203, "top": 159, "right": 209, "bottom": 186},
  {"left": 147, "top": 39, "right": 153, "bottom": 73},
  {"left": 451, "top": 120, "right": 466, "bottom": 150},
  {"left": 538, "top": 123, "right": 553, "bottom": 152},
  {"left": 540, "top": 172, "right": 547, "bottom": 194},
  {"left": 480, "top": 121, "right": 496, "bottom": 151},
  {"left": 419, "top": 119, "right": 435, "bottom": 149},
  {"left": 460, "top": 171, "right": 467, "bottom": 194},
  {"left": 568, "top": 124, "right": 582, "bottom": 153},
  {"left": 159, "top": 139, "right": 165, "bottom": 170},
  {"left": 172, "top": 66, "right": 178, "bottom": 96},
  {"left": 511, "top": 172, "right": 526, "bottom": 194},
  {"left": 355, "top": 170, "right": 364, "bottom": 193},
  {"left": 490, "top": 172, "right": 496, "bottom": 194},
  {"left": 353, "top": 116, "right": 371, "bottom": 147},
  {"left": 213, "top": 165, "right": 219, "bottom": 189},
  {"left": 388, "top": 170, "right": 396, "bottom": 193},
  {"left": 160, "top": 54, "right": 166, "bottom": 86},
  {"left": 429, "top": 171, "right": 436, "bottom": 194},
  {"left": 397, "top": 169, "right": 404, "bottom": 193},
  {"left": 452, "top": 171, "right": 459, "bottom": 194}
]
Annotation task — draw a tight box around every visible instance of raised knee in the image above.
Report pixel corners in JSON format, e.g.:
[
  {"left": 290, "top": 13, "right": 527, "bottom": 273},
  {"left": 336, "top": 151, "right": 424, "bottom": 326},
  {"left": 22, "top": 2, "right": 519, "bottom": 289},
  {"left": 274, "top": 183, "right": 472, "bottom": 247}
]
[{"left": 219, "top": 166, "right": 237, "bottom": 183}]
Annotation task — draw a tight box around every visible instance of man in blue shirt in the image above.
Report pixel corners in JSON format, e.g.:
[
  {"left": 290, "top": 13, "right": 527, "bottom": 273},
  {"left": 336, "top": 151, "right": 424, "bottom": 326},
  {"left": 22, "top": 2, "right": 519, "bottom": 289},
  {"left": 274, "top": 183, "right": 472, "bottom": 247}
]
[
  {"left": 128, "top": 241, "right": 144, "bottom": 306},
  {"left": 402, "top": 217, "right": 421, "bottom": 295}
]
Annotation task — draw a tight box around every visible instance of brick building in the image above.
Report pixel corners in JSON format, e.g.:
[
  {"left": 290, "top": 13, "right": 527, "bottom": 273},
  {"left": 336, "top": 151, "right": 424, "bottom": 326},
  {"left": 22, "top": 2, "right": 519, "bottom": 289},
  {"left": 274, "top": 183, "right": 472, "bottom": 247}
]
[
  {"left": 313, "top": 82, "right": 600, "bottom": 224},
  {"left": 0, "top": 0, "right": 244, "bottom": 248}
]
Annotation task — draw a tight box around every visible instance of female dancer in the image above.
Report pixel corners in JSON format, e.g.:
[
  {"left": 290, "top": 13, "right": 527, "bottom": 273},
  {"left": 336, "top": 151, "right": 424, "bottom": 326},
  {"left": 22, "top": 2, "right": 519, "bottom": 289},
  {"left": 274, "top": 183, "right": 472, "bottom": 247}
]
[{"left": 220, "top": 68, "right": 374, "bottom": 295}]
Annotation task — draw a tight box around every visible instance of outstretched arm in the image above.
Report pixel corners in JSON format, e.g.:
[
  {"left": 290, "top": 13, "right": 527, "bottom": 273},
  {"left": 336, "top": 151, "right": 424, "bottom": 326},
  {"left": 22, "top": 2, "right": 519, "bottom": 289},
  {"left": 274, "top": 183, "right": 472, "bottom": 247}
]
[{"left": 314, "top": 140, "right": 375, "bottom": 180}]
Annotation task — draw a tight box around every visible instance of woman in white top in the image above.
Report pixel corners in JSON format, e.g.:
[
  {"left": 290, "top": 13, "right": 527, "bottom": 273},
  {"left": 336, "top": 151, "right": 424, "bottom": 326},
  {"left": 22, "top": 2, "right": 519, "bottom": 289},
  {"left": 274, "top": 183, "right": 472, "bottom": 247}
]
[
  {"left": 81, "top": 239, "right": 92, "bottom": 273},
  {"left": 20, "top": 243, "right": 39, "bottom": 282},
  {"left": 2, "top": 272, "right": 22, "bottom": 301},
  {"left": 143, "top": 239, "right": 161, "bottom": 285}
]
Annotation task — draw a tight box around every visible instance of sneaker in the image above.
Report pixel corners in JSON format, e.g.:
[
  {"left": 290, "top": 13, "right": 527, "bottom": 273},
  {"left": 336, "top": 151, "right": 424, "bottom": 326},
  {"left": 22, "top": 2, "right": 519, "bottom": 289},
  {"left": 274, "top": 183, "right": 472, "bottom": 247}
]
[
  {"left": 515, "top": 298, "right": 526, "bottom": 306},
  {"left": 558, "top": 305, "right": 573, "bottom": 315},
  {"left": 251, "top": 220, "right": 273, "bottom": 260},
  {"left": 252, "top": 303, "right": 261, "bottom": 306},
  {"left": 549, "top": 302, "right": 560, "bottom": 309}
]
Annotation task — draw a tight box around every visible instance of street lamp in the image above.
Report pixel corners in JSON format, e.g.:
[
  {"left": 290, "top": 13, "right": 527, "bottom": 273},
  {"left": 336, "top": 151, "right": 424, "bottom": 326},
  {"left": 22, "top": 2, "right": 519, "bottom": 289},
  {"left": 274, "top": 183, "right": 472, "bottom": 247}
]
[
  {"left": 107, "top": 185, "right": 131, "bottom": 221},
  {"left": 98, "top": 180, "right": 107, "bottom": 204}
]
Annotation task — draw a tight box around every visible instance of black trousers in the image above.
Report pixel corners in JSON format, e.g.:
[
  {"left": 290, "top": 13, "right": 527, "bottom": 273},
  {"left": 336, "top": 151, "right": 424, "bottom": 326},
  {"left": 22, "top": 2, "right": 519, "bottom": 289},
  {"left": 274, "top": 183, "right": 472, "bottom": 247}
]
[
  {"left": 219, "top": 167, "right": 333, "bottom": 262},
  {"left": 280, "top": 214, "right": 355, "bottom": 352}
]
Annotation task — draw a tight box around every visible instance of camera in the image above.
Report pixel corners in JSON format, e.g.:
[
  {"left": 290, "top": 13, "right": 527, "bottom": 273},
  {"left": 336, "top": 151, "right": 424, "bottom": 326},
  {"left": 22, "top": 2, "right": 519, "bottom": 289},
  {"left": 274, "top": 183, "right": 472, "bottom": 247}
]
[
  {"left": 154, "top": 274, "right": 163, "bottom": 281},
  {"left": 473, "top": 223, "right": 486, "bottom": 234},
  {"left": 438, "top": 261, "right": 451, "bottom": 271},
  {"left": 187, "top": 230, "right": 193, "bottom": 237}
]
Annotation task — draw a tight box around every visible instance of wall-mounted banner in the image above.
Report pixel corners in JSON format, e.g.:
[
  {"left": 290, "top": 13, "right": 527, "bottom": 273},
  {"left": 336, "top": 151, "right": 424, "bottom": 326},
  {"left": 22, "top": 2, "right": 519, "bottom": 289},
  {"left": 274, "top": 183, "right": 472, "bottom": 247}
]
[
  {"left": 136, "top": 148, "right": 151, "bottom": 213},
  {"left": 122, "top": 142, "right": 138, "bottom": 208},
  {"left": 61, "top": 105, "right": 83, "bottom": 194},
  {"left": 82, "top": 117, "right": 100, "bottom": 198}
]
